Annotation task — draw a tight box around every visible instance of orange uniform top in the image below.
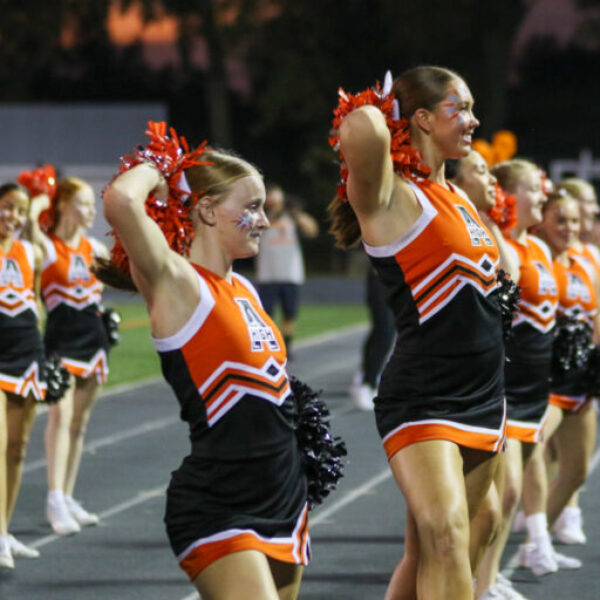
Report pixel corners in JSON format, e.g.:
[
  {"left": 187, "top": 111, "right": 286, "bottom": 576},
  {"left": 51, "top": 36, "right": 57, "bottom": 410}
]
[
  {"left": 364, "top": 177, "right": 502, "bottom": 355},
  {"left": 0, "top": 239, "right": 37, "bottom": 320},
  {"left": 554, "top": 254, "right": 597, "bottom": 326},
  {"left": 154, "top": 264, "right": 293, "bottom": 459},
  {"left": 41, "top": 234, "right": 103, "bottom": 312},
  {"left": 505, "top": 235, "right": 557, "bottom": 333}
]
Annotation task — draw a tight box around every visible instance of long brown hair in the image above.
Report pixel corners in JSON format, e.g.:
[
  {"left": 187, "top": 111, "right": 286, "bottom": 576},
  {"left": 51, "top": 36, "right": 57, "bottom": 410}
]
[
  {"left": 329, "top": 65, "right": 461, "bottom": 249},
  {"left": 94, "top": 149, "right": 260, "bottom": 291}
]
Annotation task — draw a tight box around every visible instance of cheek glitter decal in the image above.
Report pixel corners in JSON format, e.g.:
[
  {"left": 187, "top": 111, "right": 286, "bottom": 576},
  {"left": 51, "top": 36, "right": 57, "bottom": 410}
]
[{"left": 236, "top": 211, "right": 258, "bottom": 232}]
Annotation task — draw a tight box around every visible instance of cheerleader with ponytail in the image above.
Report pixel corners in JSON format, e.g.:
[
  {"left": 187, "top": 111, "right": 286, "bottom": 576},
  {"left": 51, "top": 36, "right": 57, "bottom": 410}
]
[{"left": 99, "top": 122, "right": 344, "bottom": 599}]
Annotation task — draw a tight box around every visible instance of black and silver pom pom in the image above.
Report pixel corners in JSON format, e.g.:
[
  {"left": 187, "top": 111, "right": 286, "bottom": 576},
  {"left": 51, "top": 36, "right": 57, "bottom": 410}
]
[
  {"left": 497, "top": 269, "right": 521, "bottom": 339},
  {"left": 290, "top": 376, "right": 347, "bottom": 510},
  {"left": 43, "top": 355, "right": 70, "bottom": 404},
  {"left": 552, "top": 314, "right": 594, "bottom": 374},
  {"left": 100, "top": 306, "right": 121, "bottom": 347}
]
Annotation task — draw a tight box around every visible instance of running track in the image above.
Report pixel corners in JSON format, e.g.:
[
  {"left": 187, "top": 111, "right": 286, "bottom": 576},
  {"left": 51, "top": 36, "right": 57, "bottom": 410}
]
[{"left": 1, "top": 325, "right": 598, "bottom": 599}]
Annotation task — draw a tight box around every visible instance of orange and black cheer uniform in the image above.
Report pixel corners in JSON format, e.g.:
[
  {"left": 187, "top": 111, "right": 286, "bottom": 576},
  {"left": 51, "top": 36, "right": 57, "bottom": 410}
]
[
  {"left": 504, "top": 235, "right": 558, "bottom": 442},
  {"left": 159, "top": 265, "right": 309, "bottom": 581},
  {"left": 0, "top": 239, "right": 46, "bottom": 400},
  {"left": 41, "top": 234, "right": 109, "bottom": 383},
  {"left": 364, "top": 178, "right": 506, "bottom": 460},
  {"left": 549, "top": 251, "right": 598, "bottom": 412}
]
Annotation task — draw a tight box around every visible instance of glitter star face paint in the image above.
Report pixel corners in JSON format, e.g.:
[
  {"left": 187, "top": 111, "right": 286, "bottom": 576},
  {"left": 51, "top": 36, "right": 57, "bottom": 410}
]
[{"left": 236, "top": 210, "right": 259, "bottom": 232}]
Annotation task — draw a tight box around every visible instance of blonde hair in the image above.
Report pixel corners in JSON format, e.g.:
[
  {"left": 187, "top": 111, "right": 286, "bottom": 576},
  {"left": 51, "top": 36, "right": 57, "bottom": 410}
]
[
  {"left": 185, "top": 150, "right": 260, "bottom": 203},
  {"left": 557, "top": 178, "right": 596, "bottom": 203},
  {"left": 491, "top": 159, "right": 538, "bottom": 194}
]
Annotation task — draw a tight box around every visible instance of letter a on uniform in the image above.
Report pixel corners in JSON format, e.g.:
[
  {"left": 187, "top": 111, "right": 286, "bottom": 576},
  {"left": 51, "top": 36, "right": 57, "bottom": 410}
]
[
  {"left": 235, "top": 298, "right": 280, "bottom": 352},
  {"left": 68, "top": 254, "right": 91, "bottom": 283},
  {"left": 0, "top": 258, "right": 24, "bottom": 287},
  {"left": 455, "top": 205, "right": 493, "bottom": 247}
]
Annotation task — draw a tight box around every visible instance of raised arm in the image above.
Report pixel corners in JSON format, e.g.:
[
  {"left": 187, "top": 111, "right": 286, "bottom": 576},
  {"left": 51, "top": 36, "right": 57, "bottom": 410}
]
[
  {"left": 339, "top": 105, "right": 394, "bottom": 216},
  {"left": 103, "top": 163, "right": 196, "bottom": 315}
]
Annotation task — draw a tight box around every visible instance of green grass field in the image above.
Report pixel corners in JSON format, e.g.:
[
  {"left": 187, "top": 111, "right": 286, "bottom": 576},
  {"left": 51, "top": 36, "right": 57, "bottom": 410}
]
[{"left": 106, "top": 302, "right": 368, "bottom": 388}]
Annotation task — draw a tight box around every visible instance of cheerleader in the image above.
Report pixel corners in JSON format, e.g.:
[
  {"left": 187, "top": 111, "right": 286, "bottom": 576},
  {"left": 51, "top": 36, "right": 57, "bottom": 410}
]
[
  {"left": 329, "top": 67, "right": 506, "bottom": 599},
  {"left": 0, "top": 183, "right": 46, "bottom": 566},
  {"left": 549, "top": 178, "right": 600, "bottom": 545},
  {"left": 521, "top": 190, "right": 599, "bottom": 569},
  {"left": 98, "top": 125, "right": 312, "bottom": 600},
  {"left": 29, "top": 177, "right": 110, "bottom": 536}
]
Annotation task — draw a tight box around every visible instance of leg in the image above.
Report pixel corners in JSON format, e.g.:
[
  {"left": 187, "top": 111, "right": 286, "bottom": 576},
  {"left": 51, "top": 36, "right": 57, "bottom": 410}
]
[
  {"left": 385, "top": 508, "right": 418, "bottom": 600},
  {"left": 192, "top": 550, "right": 280, "bottom": 600},
  {"left": 0, "top": 392, "right": 8, "bottom": 535},
  {"left": 547, "top": 403, "right": 596, "bottom": 528},
  {"left": 522, "top": 405, "right": 562, "bottom": 517},
  {"left": 64, "top": 376, "right": 101, "bottom": 496},
  {"left": 387, "top": 440, "right": 474, "bottom": 600},
  {"left": 6, "top": 393, "right": 36, "bottom": 522},
  {"left": 45, "top": 376, "right": 75, "bottom": 491},
  {"left": 280, "top": 284, "right": 300, "bottom": 356},
  {"left": 267, "top": 557, "right": 303, "bottom": 600}
]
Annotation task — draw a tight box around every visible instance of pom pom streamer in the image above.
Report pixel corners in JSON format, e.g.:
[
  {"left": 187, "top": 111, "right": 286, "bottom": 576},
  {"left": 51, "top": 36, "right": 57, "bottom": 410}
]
[
  {"left": 290, "top": 376, "right": 347, "bottom": 510},
  {"left": 329, "top": 81, "right": 430, "bottom": 202},
  {"left": 105, "top": 121, "right": 212, "bottom": 274},
  {"left": 552, "top": 315, "right": 594, "bottom": 374},
  {"left": 488, "top": 184, "right": 517, "bottom": 235},
  {"left": 17, "top": 164, "right": 58, "bottom": 232},
  {"left": 42, "top": 355, "right": 70, "bottom": 404},
  {"left": 497, "top": 269, "right": 520, "bottom": 339},
  {"left": 100, "top": 306, "right": 121, "bottom": 347}
]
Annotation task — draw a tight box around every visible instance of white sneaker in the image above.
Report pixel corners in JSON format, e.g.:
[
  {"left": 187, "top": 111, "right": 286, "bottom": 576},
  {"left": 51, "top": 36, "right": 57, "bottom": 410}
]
[
  {"left": 511, "top": 510, "right": 526, "bottom": 533},
  {"left": 553, "top": 507, "right": 587, "bottom": 544},
  {"left": 65, "top": 496, "right": 99, "bottom": 527},
  {"left": 553, "top": 549, "right": 582, "bottom": 570},
  {"left": 8, "top": 534, "right": 39, "bottom": 559},
  {"left": 47, "top": 496, "right": 81, "bottom": 536},
  {"left": 0, "top": 535, "right": 14, "bottom": 569},
  {"left": 478, "top": 586, "right": 504, "bottom": 599},
  {"left": 349, "top": 383, "right": 375, "bottom": 411},
  {"left": 496, "top": 573, "right": 529, "bottom": 599},
  {"left": 517, "top": 539, "right": 558, "bottom": 576}
]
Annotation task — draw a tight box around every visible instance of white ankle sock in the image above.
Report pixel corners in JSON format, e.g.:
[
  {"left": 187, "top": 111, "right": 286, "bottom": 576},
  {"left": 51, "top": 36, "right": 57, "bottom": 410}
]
[
  {"left": 563, "top": 506, "right": 581, "bottom": 518},
  {"left": 48, "top": 490, "right": 65, "bottom": 504},
  {"left": 526, "top": 512, "right": 548, "bottom": 539}
]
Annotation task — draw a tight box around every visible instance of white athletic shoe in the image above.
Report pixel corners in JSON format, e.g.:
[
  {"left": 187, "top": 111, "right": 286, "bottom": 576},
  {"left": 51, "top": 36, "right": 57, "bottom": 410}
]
[
  {"left": 511, "top": 510, "right": 526, "bottom": 533},
  {"left": 553, "top": 507, "right": 587, "bottom": 545},
  {"left": 47, "top": 496, "right": 81, "bottom": 536},
  {"left": 517, "top": 539, "right": 558, "bottom": 576},
  {"left": 8, "top": 534, "right": 39, "bottom": 559},
  {"left": 478, "top": 586, "right": 504, "bottom": 599},
  {"left": 496, "top": 573, "right": 530, "bottom": 599},
  {"left": 552, "top": 549, "right": 582, "bottom": 570},
  {"left": 349, "top": 383, "right": 375, "bottom": 411},
  {"left": 65, "top": 496, "right": 99, "bottom": 527},
  {"left": 0, "top": 535, "right": 14, "bottom": 569}
]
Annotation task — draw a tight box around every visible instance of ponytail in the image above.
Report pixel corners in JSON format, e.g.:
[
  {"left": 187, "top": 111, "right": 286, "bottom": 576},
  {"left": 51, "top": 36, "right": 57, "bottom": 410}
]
[{"left": 328, "top": 196, "right": 361, "bottom": 249}]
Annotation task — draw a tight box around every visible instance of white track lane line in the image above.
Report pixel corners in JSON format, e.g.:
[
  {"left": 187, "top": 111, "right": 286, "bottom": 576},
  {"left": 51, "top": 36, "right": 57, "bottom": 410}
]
[{"left": 175, "top": 468, "right": 392, "bottom": 600}]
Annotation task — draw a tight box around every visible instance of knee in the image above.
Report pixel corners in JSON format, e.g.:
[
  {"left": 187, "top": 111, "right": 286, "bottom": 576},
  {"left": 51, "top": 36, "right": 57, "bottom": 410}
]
[
  {"left": 560, "top": 462, "right": 587, "bottom": 490},
  {"left": 69, "top": 417, "right": 89, "bottom": 438},
  {"left": 502, "top": 480, "right": 521, "bottom": 517},
  {"left": 415, "top": 507, "right": 469, "bottom": 561},
  {"left": 7, "top": 439, "right": 27, "bottom": 465},
  {"left": 475, "top": 498, "right": 502, "bottom": 545}
]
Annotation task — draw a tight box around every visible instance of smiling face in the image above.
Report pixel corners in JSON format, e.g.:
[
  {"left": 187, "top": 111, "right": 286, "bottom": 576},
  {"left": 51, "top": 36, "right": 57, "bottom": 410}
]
[
  {"left": 456, "top": 150, "right": 497, "bottom": 210},
  {"left": 0, "top": 187, "right": 29, "bottom": 240},
  {"left": 513, "top": 168, "right": 546, "bottom": 229},
  {"left": 213, "top": 175, "right": 269, "bottom": 259},
  {"left": 431, "top": 79, "right": 480, "bottom": 159},
  {"left": 540, "top": 196, "right": 580, "bottom": 255}
]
